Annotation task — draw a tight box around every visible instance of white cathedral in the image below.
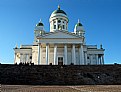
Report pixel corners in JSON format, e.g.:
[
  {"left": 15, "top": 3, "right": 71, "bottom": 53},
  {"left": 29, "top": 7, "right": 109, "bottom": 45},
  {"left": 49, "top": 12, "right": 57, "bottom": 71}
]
[{"left": 14, "top": 6, "right": 105, "bottom": 65}]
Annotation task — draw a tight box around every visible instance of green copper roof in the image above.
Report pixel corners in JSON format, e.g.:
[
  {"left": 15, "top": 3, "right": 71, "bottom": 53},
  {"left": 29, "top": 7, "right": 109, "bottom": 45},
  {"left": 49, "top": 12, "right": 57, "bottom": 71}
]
[
  {"left": 75, "top": 22, "right": 83, "bottom": 27},
  {"left": 52, "top": 10, "right": 67, "bottom": 15},
  {"left": 52, "top": 6, "right": 67, "bottom": 15},
  {"left": 36, "top": 22, "right": 44, "bottom": 26}
]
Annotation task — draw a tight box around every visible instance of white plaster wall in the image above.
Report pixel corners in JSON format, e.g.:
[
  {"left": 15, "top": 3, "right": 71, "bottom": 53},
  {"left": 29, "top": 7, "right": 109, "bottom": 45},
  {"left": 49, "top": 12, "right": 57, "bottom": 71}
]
[
  {"left": 92, "top": 54, "right": 97, "bottom": 64},
  {"left": 41, "top": 48, "right": 46, "bottom": 64},
  {"left": 67, "top": 48, "right": 72, "bottom": 65},
  {"left": 41, "top": 54, "right": 46, "bottom": 64},
  {"left": 86, "top": 54, "right": 97, "bottom": 65},
  {"left": 32, "top": 46, "right": 38, "bottom": 64},
  {"left": 76, "top": 51, "right": 79, "bottom": 65}
]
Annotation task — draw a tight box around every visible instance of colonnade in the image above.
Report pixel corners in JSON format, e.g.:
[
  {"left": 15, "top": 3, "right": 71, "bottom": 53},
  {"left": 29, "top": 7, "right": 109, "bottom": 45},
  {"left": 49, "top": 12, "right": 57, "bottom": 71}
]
[
  {"left": 38, "top": 43, "right": 84, "bottom": 65},
  {"left": 98, "top": 54, "right": 104, "bottom": 64},
  {"left": 87, "top": 54, "right": 104, "bottom": 65},
  {"left": 19, "top": 53, "right": 32, "bottom": 63}
]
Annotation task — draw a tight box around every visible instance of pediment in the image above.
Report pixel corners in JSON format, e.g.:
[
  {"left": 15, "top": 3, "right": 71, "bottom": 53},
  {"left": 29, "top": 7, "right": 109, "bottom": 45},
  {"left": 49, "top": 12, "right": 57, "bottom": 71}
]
[{"left": 41, "top": 31, "right": 80, "bottom": 39}]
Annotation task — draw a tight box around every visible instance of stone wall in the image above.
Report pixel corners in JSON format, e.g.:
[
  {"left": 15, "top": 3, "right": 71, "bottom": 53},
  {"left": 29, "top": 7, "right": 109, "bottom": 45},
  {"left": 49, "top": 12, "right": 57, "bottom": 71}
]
[{"left": 0, "top": 64, "right": 121, "bottom": 85}]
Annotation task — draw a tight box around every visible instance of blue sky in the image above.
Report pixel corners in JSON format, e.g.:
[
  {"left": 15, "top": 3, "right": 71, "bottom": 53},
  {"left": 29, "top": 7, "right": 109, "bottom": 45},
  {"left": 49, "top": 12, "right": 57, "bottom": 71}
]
[{"left": 0, "top": 0, "right": 121, "bottom": 64}]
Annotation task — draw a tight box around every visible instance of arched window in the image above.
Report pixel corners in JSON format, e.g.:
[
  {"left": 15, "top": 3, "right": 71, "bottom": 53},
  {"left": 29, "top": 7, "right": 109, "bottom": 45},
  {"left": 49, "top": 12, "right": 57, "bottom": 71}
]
[
  {"left": 63, "top": 25, "right": 65, "bottom": 29},
  {"left": 58, "top": 20, "right": 61, "bottom": 23},
  {"left": 54, "top": 25, "right": 56, "bottom": 29}
]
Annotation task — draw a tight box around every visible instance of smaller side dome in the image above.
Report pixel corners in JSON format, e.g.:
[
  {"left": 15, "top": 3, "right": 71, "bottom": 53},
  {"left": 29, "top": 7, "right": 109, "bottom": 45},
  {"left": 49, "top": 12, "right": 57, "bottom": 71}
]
[
  {"left": 75, "top": 22, "right": 83, "bottom": 27},
  {"left": 36, "top": 22, "right": 44, "bottom": 26},
  {"left": 34, "top": 19, "right": 44, "bottom": 31},
  {"left": 34, "top": 19, "right": 45, "bottom": 45},
  {"left": 36, "top": 19, "right": 44, "bottom": 26},
  {"left": 75, "top": 19, "right": 83, "bottom": 27},
  {"left": 74, "top": 19, "right": 85, "bottom": 36}
]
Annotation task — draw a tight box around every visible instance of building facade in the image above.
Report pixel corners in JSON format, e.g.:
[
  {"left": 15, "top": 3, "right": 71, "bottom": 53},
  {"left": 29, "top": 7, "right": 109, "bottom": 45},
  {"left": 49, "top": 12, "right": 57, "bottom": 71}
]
[{"left": 14, "top": 6, "right": 105, "bottom": 65}]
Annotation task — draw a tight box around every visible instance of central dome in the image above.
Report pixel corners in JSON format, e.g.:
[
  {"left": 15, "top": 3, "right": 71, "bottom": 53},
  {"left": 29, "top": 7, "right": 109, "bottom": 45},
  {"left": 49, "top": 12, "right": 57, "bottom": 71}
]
[
  {"left": 50, "top": 5, "right": 68, "bottom": 18},
  {"left": 49, "top": 5, "right": 69, "bottom": 32},
  {"left": 52, "top": 6, "right": 67, "bottom": 15}
]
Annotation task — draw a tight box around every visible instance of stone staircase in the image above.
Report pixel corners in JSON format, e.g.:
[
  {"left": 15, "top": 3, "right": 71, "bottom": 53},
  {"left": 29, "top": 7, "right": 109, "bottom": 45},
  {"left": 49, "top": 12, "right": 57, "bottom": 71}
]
[{"left": 0, "top": 64, "right": 121, "bottom": 85}]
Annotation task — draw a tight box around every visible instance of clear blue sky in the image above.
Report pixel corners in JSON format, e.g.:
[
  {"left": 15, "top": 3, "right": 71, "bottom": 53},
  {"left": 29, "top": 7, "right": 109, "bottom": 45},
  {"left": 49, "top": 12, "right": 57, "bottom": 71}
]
[{"left": 0, "top": 0, "right": 121, "bottom": 64}]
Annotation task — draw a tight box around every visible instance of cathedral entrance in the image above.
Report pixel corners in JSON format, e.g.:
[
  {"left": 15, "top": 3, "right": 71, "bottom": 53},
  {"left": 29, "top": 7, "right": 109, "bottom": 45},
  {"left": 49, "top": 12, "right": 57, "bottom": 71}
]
[{"left": 58, "top": 57, "right": 63, "bottom": 65}]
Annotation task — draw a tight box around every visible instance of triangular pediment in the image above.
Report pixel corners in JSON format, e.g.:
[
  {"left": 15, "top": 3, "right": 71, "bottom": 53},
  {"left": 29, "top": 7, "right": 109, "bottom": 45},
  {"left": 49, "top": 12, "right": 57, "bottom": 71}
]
[{"left": 40, "top": 31, "right": 80, "bottom": 39}]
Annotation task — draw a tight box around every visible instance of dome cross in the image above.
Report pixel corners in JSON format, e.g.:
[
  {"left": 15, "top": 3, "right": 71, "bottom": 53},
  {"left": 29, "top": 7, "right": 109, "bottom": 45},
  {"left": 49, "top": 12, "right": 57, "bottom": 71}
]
[
  {"left": 58, "top": 5, "right": 60, "bottom": 10},
  {"left": 78, "top": 19, "right": 80, "bottom": 23}
]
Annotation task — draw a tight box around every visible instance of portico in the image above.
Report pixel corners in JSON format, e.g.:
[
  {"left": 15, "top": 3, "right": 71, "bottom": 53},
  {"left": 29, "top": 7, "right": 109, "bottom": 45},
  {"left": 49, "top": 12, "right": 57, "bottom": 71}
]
[{"left": 37, "top": 43, "right": 85, "bottom": 65}]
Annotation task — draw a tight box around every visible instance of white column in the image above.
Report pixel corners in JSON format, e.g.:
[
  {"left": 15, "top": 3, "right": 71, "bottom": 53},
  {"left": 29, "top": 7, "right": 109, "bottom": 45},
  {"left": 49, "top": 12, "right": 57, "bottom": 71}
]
[
  {"left": 102, "top": 55, "right": 104, "bottom": 64},
  {"left": 80, "top": 44, "right": 84, "bottom": 65},
  {"left": 100, "top": 55, "right": 104, "bottom": 65},
  {"left": 64, "top": 44, "right": 67, "bottom": 65},
  {"left": 27, "top": 54, "right": 29, "bottom": 63},
  {"left": 90, "top": 55, "right": 93, "bottom": 65},
  {"left": 72, "top": 44, "right": 76, "bottom": 65},
  {"left": 56, "top": 20, "right": 58, "bottom": 30},
  {"left": 85, "top": 52, "right": 87, "bottom": 65},
  {"left": 38, "top": 43, "right": 41, "bottom": 65},
  {"left": 46, "top": 43, "right": 49, "bottom": 65},
  {"left": 96, "top": 54, "right": 99, "bottom": 65},
  {"left": 54, "top": 44, "right": 57, "bottom": 65},
  {"left": 99, "top": 56, "right": 101, "bottom": 64},
  {"left": 100, "top": 56, "right": 102, "bottom": 64}
]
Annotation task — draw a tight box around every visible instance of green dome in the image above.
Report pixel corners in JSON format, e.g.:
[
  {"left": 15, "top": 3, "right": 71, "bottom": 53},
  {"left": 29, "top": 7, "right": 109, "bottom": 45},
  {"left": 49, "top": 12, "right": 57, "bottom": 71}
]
[
  {"left": 36, "top": 22, "right": 44, "bottom": 26},
  {"left": 52, "top": 9, "right": 67, "bottom": 15},
  {"left": 52, "top": 5, "right": 67, "bottom": 15},
  {"left": 75, "top": 22, "right": 83, "bottom": 27}
]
